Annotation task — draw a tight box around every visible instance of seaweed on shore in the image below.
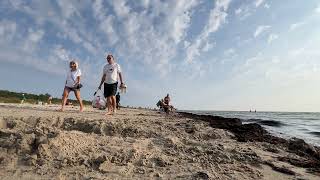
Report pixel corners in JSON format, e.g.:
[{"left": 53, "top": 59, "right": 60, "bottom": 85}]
[{"left": 178, "top": 112, "right": 320, "bottom": 173}]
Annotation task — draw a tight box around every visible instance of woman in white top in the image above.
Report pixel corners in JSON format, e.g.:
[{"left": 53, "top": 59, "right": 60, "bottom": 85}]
[{"left": 60, "top": 60, "right": 84, "bottom": 112}]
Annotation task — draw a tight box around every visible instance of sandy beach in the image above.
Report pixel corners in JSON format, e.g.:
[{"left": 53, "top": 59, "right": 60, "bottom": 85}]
[{"left": 0, "top": 103, "right": 319, "bottom": 179}]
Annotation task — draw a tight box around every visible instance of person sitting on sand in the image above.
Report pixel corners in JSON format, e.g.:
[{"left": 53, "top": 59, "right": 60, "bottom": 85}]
[
  {"left": 60, "top": 60, "right": 84, "bottom": 112},
  {"left": 163, "top": 94, "right": 171, "bottom": 113},
  {"left": 164, "top": 94, "right": 170, "bottom": 105},
  {"left": 116, "top": 92, "right": 121, "bottom": 110},
  {"left": 98, "top": 54, "right": 125, "bottom": 115}
]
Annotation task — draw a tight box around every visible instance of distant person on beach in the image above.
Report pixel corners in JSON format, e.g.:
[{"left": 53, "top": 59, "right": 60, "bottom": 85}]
[
  {"left": 48, "top": 96, "right": 53, "bottom": 105},
  {"left": 98, "top": 54, "right": 125, "bottom": 115},
  {"left": 163, "top": 94, "right": 171, "bottom": 113},
  {"left": 20, "top": 94, "right": 26, "bottom": 104},
  {"left": 156, "top": 95, "right": 174, "bottom": 113},
  {"left": 60, "top": 60, "right": 84, "bottom": 112},
  {"left": 164, "top": 94, "right": 170, "bottom": 105},
  {"left": 116, "top": 92, "right": 121, "bottom": 110}
]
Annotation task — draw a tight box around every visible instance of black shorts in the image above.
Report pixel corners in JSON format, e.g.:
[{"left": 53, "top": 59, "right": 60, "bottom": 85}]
[
  {"left": 65, "top": 86, "right": 79, "bottom": 92},
  {"left": 104, "top": 82, "right": 118, "bottom": 98}
]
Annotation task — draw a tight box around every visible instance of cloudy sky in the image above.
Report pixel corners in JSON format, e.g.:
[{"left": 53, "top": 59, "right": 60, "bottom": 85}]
[{"left": 1, "top": 0, "right": 320, "bottom": 112}]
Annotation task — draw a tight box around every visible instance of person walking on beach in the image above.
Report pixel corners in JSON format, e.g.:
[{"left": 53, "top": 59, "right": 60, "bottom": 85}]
[
  {"left": 60, "top": 60, "right": 84, "bottom": 112},
  {"left": 116, "top": 92, "right": 120, "bottom": 110},
  {"left": 98, "top": 54, "right": 125, "bottom": 115},
  {"left": 48, "top": 95, "right": 53, "bottom": 105},
  {"left": 20, "top": 94, "right": 26, "bottom": 104}
]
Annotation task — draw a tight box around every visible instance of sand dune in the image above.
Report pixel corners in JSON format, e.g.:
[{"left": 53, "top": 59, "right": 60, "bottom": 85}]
[{"left": 0, "top": 103, "right": 319, "bottom": 179}]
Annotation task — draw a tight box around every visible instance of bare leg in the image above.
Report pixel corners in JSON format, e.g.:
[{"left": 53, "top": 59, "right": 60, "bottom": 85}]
[
  {"left": 106, "top": 97, "right": 113, "bottom": 115},
  {"left": 111, "top": 96, "right": 116, "bottom": 113},
  {"left": 60, "top": 88, "right": 69, "bottom": 111},
  {"left": 74, "top": 90, "right": 84, "bottom": 112}
]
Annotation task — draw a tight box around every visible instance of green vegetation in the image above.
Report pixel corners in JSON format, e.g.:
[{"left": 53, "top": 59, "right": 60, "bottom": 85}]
[{"left": 0, "top": 90, "right": 91, "bottom": 105}]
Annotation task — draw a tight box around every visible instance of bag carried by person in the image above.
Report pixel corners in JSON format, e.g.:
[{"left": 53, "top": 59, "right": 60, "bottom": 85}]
[{"left": 92, "top": 90, "right": 106, "bottom": 110}]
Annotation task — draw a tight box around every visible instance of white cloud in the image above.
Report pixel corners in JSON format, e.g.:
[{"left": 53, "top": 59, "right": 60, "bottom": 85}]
[
  {"left": 202, "top": 42, "right": 214, "bottom": 52},
  {"left": 186, "top": 0, "right": 231, "bottom": 63},
  {"left": 254, "top": 25, "right": 271, "bottom": 38},
  {"left": 110, "top": 0, "right": 131, "bottom": 18},
  {"left": 234, "top": 5, "right": 252, "bottom": 21},
  {"left": 244, "top": 53, "right": 262, "bottom": 67},
  {"left": 92, "top": 0, "right": 106, "bottom": 20},
  {"left": 236, "top": 1, "right": 269, "bottom": 21},
  {"left": 22, "top": 29, "right": 45, "bottom": 53},
  {"left": 0, "top": 20, "right": 17, "bottom": 42},
  {"left": 264, "top": 3, "right": 270, "bottom": 9},
  {"left": 53, "top": 45, "right": 70, "bottom": 62},
  {"left": 289, "top": 48, "right": 305, "bottom": 57},
  {"left": 316, "top": 4, "right": 320, "bottom": 13},
  {"left": 235, "top": 8, "right": 242, "bottom": 15},
  {"left": 99, "top": 15, "right": 119, "bottom": 45},
  {"left": 184, "top": 41, "right": 191, "bottom": 48},
  {"left": 28, "top": 29, "right": 45, "bottom": 42},
  {"left": 108, "top": 0, "right": 200, "bottom": 75},
  {"left": 139, "top": 0, "right": 150, "bottom": 9},
  {"left": 289, "top": 22, "right": 305, "bottom": 31},
  {"left": 255, "top": 0, "right": 265, "bottom": 8},
  {"left": 56, "top": 0, "right": 80, "bottom": 19},
  {"left": 224, "top": 48, "right": 235, "bottom": 56},
  {"left": 170, "top": 1, "right": 198, "bottom": 44},
  {"left": 267, "top": 34, "right": 279, "bottom": 44}
]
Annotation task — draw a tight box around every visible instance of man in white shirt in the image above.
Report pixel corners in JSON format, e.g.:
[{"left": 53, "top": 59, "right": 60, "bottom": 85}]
[{"left": 98, "top": 54, "right": 125, "bottom": 115}]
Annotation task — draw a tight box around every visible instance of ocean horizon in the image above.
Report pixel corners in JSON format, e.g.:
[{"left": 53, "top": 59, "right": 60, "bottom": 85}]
[{"left": 182, "top": 110, "right": 320, "bottom": 147}]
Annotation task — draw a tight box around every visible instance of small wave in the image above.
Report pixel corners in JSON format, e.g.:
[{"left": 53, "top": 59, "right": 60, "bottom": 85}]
[
  {"left": 298, "top": 128, "right": 309, "bottom": 131},
  {"left": 308, "top": 132, "right": 320, "bottom": 137},
  {"left": 247, "top": 119, "right": 285, "bottom": 127},
  {"left": 305, "top": 118, "right": 320, "bottom": 121},
  {"left": 259, "top": 120, "right": 285, "bottom": 127},
  {"left": 246, "top": 118, "right": 262, "bottom": 122}
]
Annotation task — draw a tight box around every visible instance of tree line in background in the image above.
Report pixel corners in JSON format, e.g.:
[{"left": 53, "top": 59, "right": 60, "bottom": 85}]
[{"left": 0, "top": 90, "right": 91, "bottom": 105}]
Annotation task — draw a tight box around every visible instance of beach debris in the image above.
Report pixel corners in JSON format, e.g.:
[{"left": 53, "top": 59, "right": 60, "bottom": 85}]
[{"left": 264, "top": 161, "right": 296, "bottom": 175}]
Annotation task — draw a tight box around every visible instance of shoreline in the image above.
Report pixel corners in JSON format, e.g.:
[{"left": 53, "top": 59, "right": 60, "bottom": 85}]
[
  {"left": 178, "top": 112, "right": 320, "bottom": 171},
  {"left": 0, "top": 104, "right": 320, "bottom": 179},
  {"left": 179, "top": 110, "right": 320, "bottom": 147}
]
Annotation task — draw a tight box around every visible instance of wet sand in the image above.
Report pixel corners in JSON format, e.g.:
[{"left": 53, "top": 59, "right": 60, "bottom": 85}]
[{"left": 0, "top": 103, "right": 319, "bottom": 179}]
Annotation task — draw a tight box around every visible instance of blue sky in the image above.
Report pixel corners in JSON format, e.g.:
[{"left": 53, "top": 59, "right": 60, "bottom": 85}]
[{"left": 1, "top": 0, "right": 320, "bottom": 112}]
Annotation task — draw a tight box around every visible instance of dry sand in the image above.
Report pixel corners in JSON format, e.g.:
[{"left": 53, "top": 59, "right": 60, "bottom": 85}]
[{"left": 0, "top": 103, "right": 319, "bottom": 179}]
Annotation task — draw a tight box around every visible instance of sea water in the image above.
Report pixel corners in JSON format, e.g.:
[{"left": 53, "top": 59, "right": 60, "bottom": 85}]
[{"left": 184, "top": 110, "right": 320, "bottom": 146}]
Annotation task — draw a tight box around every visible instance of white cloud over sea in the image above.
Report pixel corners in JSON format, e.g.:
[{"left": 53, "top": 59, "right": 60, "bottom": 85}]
[{"left": 1, "top": 0, "right": 320, "bottom": 112}]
